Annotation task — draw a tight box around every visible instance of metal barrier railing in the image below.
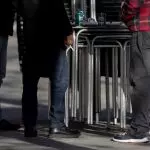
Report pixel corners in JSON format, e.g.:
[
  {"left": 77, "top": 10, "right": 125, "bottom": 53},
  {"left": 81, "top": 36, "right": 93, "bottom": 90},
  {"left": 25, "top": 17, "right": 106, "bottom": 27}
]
[
  {"left": 92, "top": 40, "right": 124, "bottom": 127},
  {"left": 64, "top": 28, "right": 131, "bottom": 130},
  {"left": 91, "top": 36, "right": 126, "bottom": 128}
]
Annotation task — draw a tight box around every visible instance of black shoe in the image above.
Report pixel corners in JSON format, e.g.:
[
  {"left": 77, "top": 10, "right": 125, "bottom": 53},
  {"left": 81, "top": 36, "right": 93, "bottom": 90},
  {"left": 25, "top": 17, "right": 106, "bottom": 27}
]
[
  {"left": 49, "top": 126, "right": 81, "bottom": 138},
  {"left": 24, "top": 127, "right": 37, "bottom": 138},
  {"left": 112, "top": 132, "right": 149, "bottom": 143}
]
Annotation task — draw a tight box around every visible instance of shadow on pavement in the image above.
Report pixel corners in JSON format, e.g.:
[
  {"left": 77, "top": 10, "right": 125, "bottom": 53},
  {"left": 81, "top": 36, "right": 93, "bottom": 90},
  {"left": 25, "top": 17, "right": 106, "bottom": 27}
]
[{"left": 0, "top": 131, "right": 96, "bottom": 150}]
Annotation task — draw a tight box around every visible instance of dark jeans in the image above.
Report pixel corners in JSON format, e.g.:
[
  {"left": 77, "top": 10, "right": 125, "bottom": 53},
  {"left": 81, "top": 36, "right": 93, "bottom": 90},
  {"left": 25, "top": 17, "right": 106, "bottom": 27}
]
[
  {"left": 129, "top": 32, "right": 150, "bottom": 137},
  {"left": 22, "top": 50, "right": 69, "bottom": 128}
]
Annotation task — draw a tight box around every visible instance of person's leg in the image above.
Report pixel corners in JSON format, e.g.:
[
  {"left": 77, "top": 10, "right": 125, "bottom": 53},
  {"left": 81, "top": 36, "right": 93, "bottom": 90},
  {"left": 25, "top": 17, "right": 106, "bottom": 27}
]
[
  {"left": 22, "top": 73, "right": 40, "bottom": 137},
  {"left": 49, "top": 50, "right": 68, "bottom": 128},
  {"left": 113, "top": 32, "right": 150, "bottom": 143},
  {"left": 49, "top": 49, "right": 80, "bottom": 138},
  {"left": 0, "top": 36, "right": 8, "bottom": 87}
]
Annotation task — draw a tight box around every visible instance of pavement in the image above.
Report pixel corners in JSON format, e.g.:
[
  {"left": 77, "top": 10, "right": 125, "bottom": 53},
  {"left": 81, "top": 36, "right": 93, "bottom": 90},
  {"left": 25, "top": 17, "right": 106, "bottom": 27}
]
[
  {"left": 0, "top": 36, "right": 150, "bottom": 149},
  {"left": 0, "top": 130, "right": 150, "bottom": 150}
]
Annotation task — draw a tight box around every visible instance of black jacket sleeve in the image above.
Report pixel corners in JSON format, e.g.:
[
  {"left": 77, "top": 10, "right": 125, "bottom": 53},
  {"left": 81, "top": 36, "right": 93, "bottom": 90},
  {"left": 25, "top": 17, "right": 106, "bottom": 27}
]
[{"left": 0, "top": 0, "right": 15, "bottom": 36}]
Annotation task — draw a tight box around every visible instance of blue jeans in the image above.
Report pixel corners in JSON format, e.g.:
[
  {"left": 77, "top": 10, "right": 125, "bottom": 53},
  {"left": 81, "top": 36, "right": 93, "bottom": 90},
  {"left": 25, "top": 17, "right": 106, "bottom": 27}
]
[
  {"left": 0, "top": 36, "right": 8, "bottom": 82},
  {"left": 22, "top": 49, "right": 69, "bottom": 128}
]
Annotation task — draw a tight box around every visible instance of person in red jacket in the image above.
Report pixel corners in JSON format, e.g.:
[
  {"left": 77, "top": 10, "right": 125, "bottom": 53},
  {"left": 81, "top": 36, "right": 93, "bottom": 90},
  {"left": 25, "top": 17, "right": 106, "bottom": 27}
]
[{"left": 113, "top": 0, "right": 150, "bottom": 143}]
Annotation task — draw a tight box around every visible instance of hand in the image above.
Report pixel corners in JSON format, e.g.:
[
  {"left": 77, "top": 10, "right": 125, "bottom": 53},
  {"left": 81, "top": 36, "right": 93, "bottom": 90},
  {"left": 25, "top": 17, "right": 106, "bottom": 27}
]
[{"left": 65, "top": 34, "right": 73, "bottom": 46}]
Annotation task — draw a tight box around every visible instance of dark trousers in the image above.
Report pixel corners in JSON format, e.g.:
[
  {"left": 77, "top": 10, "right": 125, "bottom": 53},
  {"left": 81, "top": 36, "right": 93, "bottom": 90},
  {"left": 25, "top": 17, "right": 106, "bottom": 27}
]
[
  {"left": 0, "top": 36, "right": 8, "bottom": 83},
  {"left": 22, "top": 50, "right": 69, "bottom": 128},
  {"left": 129, "top": 32, "right": 150, "bottom": 136}
]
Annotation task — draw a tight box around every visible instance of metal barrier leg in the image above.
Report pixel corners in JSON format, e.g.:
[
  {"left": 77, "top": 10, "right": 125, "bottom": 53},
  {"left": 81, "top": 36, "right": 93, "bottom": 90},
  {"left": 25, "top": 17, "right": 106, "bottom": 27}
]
[
  {"left": 72, "top": 31, "right": 91, "bottom": 121},
  {"left": 71, "top": 31, "right": 77, "bottom": 118},
  {"left": 95, "top": 48, "right": 101, "bottom": 124},
  {"left": 70, "top": 31, "right": 130, "bottom": 128},
  {"left": 74, "top": 33, "right": 92, "bottom": 123},
  {"left": 91, "top": 36, "right": 128, "bottom": 128},
  {"left": 105, "top": 48, "right": 111, "bottom": 126},
  {"left": 90, "top": 0, "right": 97, "bottom": 21},
  {"left": 112, "top": 47, "right": 119, "bottom": 125},
  {"left": 78, "top": 37, "right": 92, "bottom": 123},
  {"left": 65, "top": 88, "right": 69, "bottom": 127},
  {"left": 120, "top": 44, "right": 126, "bottom": 128},
  {"left": 87, "top": 43, "right": 94, "bottom": 124},
  {"left": 65, "top": 52, "right": 70, "bottom": 127},
  {"left": 78, "top": 48, "right": 82, "bottom": 121},
  {"left": 79, "top": 47, "right": 87, "bottom": 121},
  {"left": 65, "top": 46, "right": 75, "bottom": 126}
]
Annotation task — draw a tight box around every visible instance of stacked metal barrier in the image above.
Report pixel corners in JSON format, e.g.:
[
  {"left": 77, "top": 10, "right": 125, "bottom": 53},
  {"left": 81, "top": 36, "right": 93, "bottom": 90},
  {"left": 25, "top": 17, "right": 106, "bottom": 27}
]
[
  {"left": 91, "top": 36, "right": 131, "bottom": 128},
  {"left": 65, "top": 28, "right": 131, "bottom": 129}
]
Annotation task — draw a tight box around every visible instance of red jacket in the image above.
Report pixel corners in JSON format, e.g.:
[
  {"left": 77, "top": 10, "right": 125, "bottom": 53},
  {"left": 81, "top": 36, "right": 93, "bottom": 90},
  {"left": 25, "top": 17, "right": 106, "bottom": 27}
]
[{"left": 121, "top": 0, "right": 150, "bottom": 31}]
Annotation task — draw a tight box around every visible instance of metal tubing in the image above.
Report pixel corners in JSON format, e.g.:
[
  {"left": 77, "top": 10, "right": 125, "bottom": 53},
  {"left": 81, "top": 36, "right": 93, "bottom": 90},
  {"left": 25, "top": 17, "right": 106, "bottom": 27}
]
[
  {"left": 78, "top": 46, "right": 86, "bottom": 121},
  {"left": 72, "top": 31, "right": 90, "bottom": 120},
  {"left": 91, "top": 36, "right": 125, "bottom": 128},
  {"left": 112, "top": 47, "right": 119, "bottom": 125},
  {"left": 71, "top": 0, "right": 76, "bottom": 21},
  {"left": 71, "top": 29, "right": 130, "bottom": 128},
  {"left": 71, "top": 31, "right": 76, "bottom": 118},
  {"left": 75, "top": 29, "right": 93, "bottom": 124},
  {"left": 87, "top": 41, "right": 94, "bottom": 124},
  {"left": 65, "top": 46, "right": 75, "bottom": 126},
  {"left": 95, "top": 48, "right": 101, "bottom": 123},
  {"left": 105, "top": 48, "right": 111, "bottom": 126},
  {"left": 120, "top": 42, "right": 126, "bottom": 129},
  {"left": 92, "top": 43, "right": 121, "bottom": 126},
  {"left": 90, "top": 0, "right": 97, "bottom": 21}
]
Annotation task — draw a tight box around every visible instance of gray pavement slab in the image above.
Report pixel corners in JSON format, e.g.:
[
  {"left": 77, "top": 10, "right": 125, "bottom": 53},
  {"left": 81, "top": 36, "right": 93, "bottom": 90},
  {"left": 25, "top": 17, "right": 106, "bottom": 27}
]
[{"left": 0, "top": 131, "right": 150, "bottom": 150}]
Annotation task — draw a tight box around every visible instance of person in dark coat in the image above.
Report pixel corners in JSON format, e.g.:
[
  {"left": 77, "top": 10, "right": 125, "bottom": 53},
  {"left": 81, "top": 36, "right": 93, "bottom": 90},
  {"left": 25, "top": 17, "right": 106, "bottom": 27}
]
[
  {"left": 0, "top": 0, "right": 15, "bottom": 86},
  {"left": 16, "top": 0, "right": 80, "bottom": 138}
]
